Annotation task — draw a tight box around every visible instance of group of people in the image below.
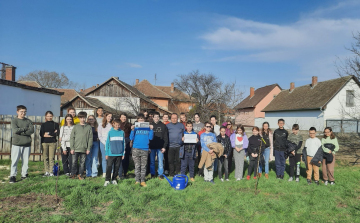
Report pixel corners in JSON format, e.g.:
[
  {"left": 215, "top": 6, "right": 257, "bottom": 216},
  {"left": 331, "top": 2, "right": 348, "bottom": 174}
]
[{"left": 9, "top": 105, "right": 339, "bottom": 187}]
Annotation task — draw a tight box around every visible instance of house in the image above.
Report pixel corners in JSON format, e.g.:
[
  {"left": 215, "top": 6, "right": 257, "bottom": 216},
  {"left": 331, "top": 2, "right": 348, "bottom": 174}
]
[
  {"left": 234, "top": 84, "right": 282, "bottom": 126},
  {"left": 261, "top": 76, "right": 360, "bottom": 132},
  {"left": 52, "top": 88, "right": 79, "bottom": 106},
  {"left": 0, "top": 65, "right": 63, "bottom": 116}
]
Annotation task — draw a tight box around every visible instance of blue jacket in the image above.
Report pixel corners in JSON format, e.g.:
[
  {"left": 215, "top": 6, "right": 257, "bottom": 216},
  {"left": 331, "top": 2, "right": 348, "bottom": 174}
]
[
  {"left": 179, "top": 130, "right": 199, "bottom": 159},
  {"left": 200, "top": 132, "right": 217, "bottom": 153},
  {"left": 167, "top": 122, "right": 185, "bottom": 148},
  {"left": 130, "top": 127, "right": 154, "bottom": 150},
  {"left": 105, "top": 128, "right": 126, "bottom": 156}
]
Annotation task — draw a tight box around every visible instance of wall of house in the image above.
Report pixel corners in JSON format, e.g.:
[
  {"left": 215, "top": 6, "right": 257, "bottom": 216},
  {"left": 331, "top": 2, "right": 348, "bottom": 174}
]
[
  {"left": 151, "top": 98, "right": 169, "bottom": 109},
  {"left": 263, "top": 110, "right": 324, "bottom": 130},
  {"left": 254, "top": 86, "right": 281, "bottom": 118},
  {"left": 87, "top": 80, "right": 131, "bottom": 97},
  {"left": 0, "top": 84, "right": 61, "bottom": 116},
  {"left": 235, "top": 108, "right": 255, "bottom": 126}
]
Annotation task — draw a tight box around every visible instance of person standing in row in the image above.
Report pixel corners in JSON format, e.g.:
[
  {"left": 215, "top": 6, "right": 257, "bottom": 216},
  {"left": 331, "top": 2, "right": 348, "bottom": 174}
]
[
  {"left": 167, "top": 113, "right": 185, "bottom": 177},
  {"left": 192, "top": 113, "right": 204, "bottom": 133},
  {"left": 162, "top": 114, "right": 170, "bottom": 125},
  {"left": 217, "top": 126, "right": 231, "bottom": 182},
  {"left": 59, "top": 114, "right": 74, "bottom": 176},
  {"left": 230, "top": 125, "right": 248, "bottom": 181},
  {"left": 224, "top": 120, "right": 234, "bottom": 173},
  {"left": 180, "top": 113, "right": 187, "bottom": 127},
  {"left": 200, "top": 122, "right": 217, "bottom": 184},
  {"left": 40, "top": 111, "right": 60, "bottom": 177},
  {"left": 60, "top": 107, "right": 79, "bottom": 126},
  {"left": 247, "top": 127, "right": 262, "bottom": 180},
  {"left": 162, "top": 113, "right": 170, "bottom": 175},
  {"left": 287, "top": 124, "right": 303, "bottom": 182},
  {"left": 180, "top": 121, "right": 199, "bottom": 182},
  {"left": 118, "top": 113, "right": 132, "bottom": 178},
  {"left": 304, "top": 127, "right": 322, "bottom": 185},
  {"left": 96, "top": 107, "right": 104, "bottom": 124},
  {"left": 273, "top": 119, "right": 288, "bottom": 179},
  {"left": 322, "top": 127, "right": 339, "bottom": 186},
  {"left": 85, "top": 115, "right": 99, "bottom": 178},
  {"left": 258, "top": 122, "right": 273, "bottom": 179},
  {"left": 9, "top": 105, "right": 34, "bottom": 184},
  {"left": 210, "top": 115, "right": 220, "bottom": 136},
  {"left": 98, "top": 113, "right": 113, "bottom": 177}
]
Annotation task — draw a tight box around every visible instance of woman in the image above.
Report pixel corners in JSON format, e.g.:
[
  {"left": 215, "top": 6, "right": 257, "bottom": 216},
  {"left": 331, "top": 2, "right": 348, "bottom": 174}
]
[
  {"left": 230, "top": 125, "right": 248, "bottom": 181},
  {"left": 59, "top": 114, "right": 74, "bottom": 176},
  {"left": 85, "top": 115, "right": 100, "bottom": 178},
  {"left": 40, "top": 111, "right": 59, "bottom": 177},
  {"left": 98, "top": 113, "right": 113, "bottom": 178},
  {"left": 322, "top": 127, "right": 339, "bottom": 185},
  {"left": 258, "top": 122, "right": 273, "bottom": 179}
]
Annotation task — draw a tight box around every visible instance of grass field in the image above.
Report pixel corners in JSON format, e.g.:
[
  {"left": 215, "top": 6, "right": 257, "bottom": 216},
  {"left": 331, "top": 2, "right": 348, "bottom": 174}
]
[{"left": 1, "top": 159, "right": 360, "bottom": 223}]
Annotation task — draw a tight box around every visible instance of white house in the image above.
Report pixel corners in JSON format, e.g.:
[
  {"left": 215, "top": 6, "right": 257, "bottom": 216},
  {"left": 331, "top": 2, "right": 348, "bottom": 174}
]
[{"left": 261, "top": 76, "right": 360, "bottom": 132}]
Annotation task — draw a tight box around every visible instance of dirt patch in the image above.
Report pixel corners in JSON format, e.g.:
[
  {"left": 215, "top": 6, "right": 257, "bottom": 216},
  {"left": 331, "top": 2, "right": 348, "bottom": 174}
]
[
  {"left": 94, "top": 200, "right": 113, "bottom": 214},
  {"left": 0, "top": 193, "right": 62, "bottom": 212},
  {"left": 337, "top": 202, "right": 348, "bottom": 208}
]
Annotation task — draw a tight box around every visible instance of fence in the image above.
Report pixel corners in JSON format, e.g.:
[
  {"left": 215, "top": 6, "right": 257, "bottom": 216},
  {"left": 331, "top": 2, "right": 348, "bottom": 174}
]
[{"left": 326, "top": 119, "right": 360, "bottom": 133}]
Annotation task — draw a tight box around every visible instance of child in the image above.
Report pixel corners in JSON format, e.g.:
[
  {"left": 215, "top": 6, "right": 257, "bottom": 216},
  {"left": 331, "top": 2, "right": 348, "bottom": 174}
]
[
  {"left": 217, "top": 126, "right": 232, "bottom": 181},
  {"left": 130, "top": 113, "right": 154, "bottom": 187},
  {"left": 200, "top": 121, "right": 217, "bottom": 184},
  {"left": 304, "top": 127, "right": 322, "bottom": 185},
  {"left": 98, "top": 113, "right": 113, "bottom": 178},
  {"left": 85, "top": 115, "right": 99, "bottom": 178},
  {"left": 230, "top": 125, "right": 248, "bottom": 181},
  {"left": 287, "top": 124, "right": 303, "bottom": 182},
  {"left": 180, "top": 121, "right": 199, "bottom": 182},
  {"left": 104, "top": 119, "right": 126, "bottom": 186},
  {"left": 70, "top": 112, "right": 93, "bottom": 180},
  {"left": 59, "top": 114, "right": 74, "bottom": 176},
  {"left": 247, "top": 127, "right": 263, "bottom": 180},
  {"left": 60, "top": 107, "right": 80, "bottom": 126},
  {"left": 273, "top": 119, "right": 288, "bottom": 179},
  {"left": 322, "top": 127, "right": 339, "bottom": 185},
  {"left": 40, "top": 111, "right": 60, "bottom": 177},
  {"left": 258, "top": 122, "right": 273, "bottom": 179},
  {"left": 9, "top": 105, "right": 34, "bottom": 183}
]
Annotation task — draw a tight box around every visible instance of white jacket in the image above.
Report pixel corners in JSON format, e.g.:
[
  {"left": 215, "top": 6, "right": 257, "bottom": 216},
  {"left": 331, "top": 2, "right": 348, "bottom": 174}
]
[
  {"left": 98, "top": 123, "right": 112, "bottom": 145},
  {"left": 60, "top": 125, "right": 74, "bottom": 150}
]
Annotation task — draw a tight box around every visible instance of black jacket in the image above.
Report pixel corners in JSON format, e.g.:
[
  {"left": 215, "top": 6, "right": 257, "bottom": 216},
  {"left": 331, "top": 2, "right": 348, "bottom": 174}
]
[
  {"left": 247, "top": 135, "right": 262, "bottom": 161},
  {"left": 149, "top": 121, "right": 168, "bottom": 149},
  {"left": 40, "top": 121, "right": 59, "bottom": 143},
  {"left": 285, "top": 140, "right": 302, "bottom": 158},
  {"left": 302, "top": 146, "right": 323, "bottom": 167},
  {"left": 217, "top": 135, "right": 232, "bottom": 157},
  {"left": 261, "top": 132, "right": 270, "bottom": 149},
  {"left": 273, "top": 128, "right": 288, "bottom": 151}
]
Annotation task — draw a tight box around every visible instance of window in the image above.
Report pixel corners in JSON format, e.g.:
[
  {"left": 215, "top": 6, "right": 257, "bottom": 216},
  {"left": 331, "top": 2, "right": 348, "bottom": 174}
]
[
  {"left": 346, "top": 90, "right": 355, "bottom": 107},
  {"left": 79, "top": 101, "right": 84, "bottom": 108}
]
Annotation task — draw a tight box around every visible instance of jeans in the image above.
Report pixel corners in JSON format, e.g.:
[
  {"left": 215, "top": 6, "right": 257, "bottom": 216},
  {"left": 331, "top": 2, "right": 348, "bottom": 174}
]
[
  {"left": 61, "top": 147, "right": 72, "bottom": 174},
  {"left": 86, "top": 141, "right": 99, "bottom": 177},
  {"left": 181, "top": 151, "right": 195, "bottom": 178},
  {"left": 168, "top": 147, "right": 181, "bottom": 176},
  {"left": 119, "top": 138, "right": 131, "bottom": 176},
  {"left": 218, "top": 156, "right": 229, "bottom": 179},
  {"left": 275, "top": 150, "right": 286, "bottom": 176},
  {"left": 150, "top": 148, "right": 164, "bottom": 176},
  {"left": 99, "top": 142, "right": 107, "bottom": 174},
  {"left": 258, "top": 147, "right": 270, "bottom": 174},
  {"left": 248, "top": 159, "right": 258, "bottom": 177},
  {"left": 10, "top": 145, "right": 31, "bottom": 177},
  {"left": 71, "top": 152, "right": 86, "bottom": 176}
]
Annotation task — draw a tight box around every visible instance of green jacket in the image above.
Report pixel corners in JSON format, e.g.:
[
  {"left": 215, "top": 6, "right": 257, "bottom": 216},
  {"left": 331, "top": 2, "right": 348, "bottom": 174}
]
[
  {"left": 11, "top": 117, "right": 34, "bottom": 147},
  {"left": 70, "top": 124, "right": 93, "bottom": 153},
  {"left": 287, "top": 133, "right": 304, "bottom": 154},
  {"left": 322, "top": 137, "right": 339, "bottom": 154}
]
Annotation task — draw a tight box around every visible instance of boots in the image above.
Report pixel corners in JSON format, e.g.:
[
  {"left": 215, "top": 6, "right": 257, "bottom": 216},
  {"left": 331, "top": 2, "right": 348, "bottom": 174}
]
[
  {"left": 265, "top": 173, "right": 269, "bottom": 179},
  {"left": 257, "top": 173, "right": 262, "bottom": 178}
]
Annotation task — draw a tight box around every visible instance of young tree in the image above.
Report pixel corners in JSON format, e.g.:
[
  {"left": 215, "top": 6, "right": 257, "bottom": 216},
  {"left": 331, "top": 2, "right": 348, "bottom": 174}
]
[{"left": 18, "top": 70, "right": 78, "bottom": 89}]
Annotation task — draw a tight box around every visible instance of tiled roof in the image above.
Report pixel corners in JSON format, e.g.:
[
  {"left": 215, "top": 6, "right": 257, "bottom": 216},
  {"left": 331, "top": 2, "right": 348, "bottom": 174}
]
[
  {"left": 262, "top": 76, "right": 355, "bottom": 112},
  {"left": 52, "top": 88, "right": 79, "bottom": 105},
  {"left": 155, "top": 86, "right": 194, "bottom": 102},
  {"left": 0, "top": 79, "right": 63, "bottom": 95},
  {"left": 17, "top": 81, "right": 42, "bottom": 88},
  {"left": 135, "top": 80, "right": 171, "bottom": 99},
  {"left": 234, "top": 84, "right": 281, "bottom": 109},
  {"left": 80, "top": 86, "right": 96, "bottom": 96}
]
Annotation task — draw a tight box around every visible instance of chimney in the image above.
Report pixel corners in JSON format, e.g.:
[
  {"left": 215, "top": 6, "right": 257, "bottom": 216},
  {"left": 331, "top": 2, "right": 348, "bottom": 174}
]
[
  {"left": 290, "top": 82, "right": 295, "bottom": 92},
  {"left": 250, "top": 87, "right": 255, "bottom": 98},
  {"left": 96, "top": 84, "right": 99, "bottom": 87},
  {"left": 136, "top": 79, "right": 139, "bottom": 85},
  {"left": 80, "top": 89, "right": 83, "bottom": 92},
  {"left": 5, "top": 66, "right": 16, "bottom": 81},
  {"left": 171, "top": 82, "right": 174, "bottom": 92},
  {"left": 312, "top": 76, "right": 318, "bottom": 87}
]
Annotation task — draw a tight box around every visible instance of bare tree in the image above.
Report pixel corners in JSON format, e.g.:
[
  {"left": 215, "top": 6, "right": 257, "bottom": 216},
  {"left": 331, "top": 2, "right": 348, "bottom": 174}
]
[
  {"left": 17, "top": 70, "right": 75, "bottom": 88},
  {"left": 174, "top": 70, "right": 244, "bottom": 122}
]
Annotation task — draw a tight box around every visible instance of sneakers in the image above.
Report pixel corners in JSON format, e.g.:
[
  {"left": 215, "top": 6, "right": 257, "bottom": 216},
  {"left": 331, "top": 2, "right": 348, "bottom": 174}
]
[
  {"left": 102, "top": 173, "right": 106, "bottom": 178},
  {"left": 236, "top": 178, "right": 241, "bottom": 181},
  {"left": 112, "top": 180, "right": 118, "bottom": 185},
  {"left": 78, "top": 174, "right": 84, "bottom": 180},
  {"left": 43, "top": 172, "right": 50, "bottom": 177},
  {"left": 257, "top": 173, "right": 262, "bottom": 178},
  {"left": 190, "top": 178, "right": 195, "bottom": 182},
  {"left": 295, "top": 177, "right": 299, "bottom": 183},
  {"left": 276, "top": 175, "right": 280, "bottom": 179},
  {"left": 226, "top": 179, "right": 229, "bottom": 181},
  {"left": 307, "top": 179, "right": 312, "bottom": 185},
  {"left": 324, "top": 180, "right": 328, "bottom": 186},
  {"left": 280, "top": 175, "right": 284, "bottom": 180},
  {"left": 220, "top": 178, "right": 224, "bottom": 182},
  {"left": 65, "top": 173, "right": 70, "bottom": 176},
  {"left": 104, "top": 181, "right": 110, "bottom": 187},
  {"left": 315, "top": 181, "right": 319, "bottom": 185},
  {"left": 49, "top": 173, "right": 54, "bottom": 177},
  {"left": 330, "top": 181, "right": 335, "bottom": 185},
  {"left": 159, "top": 175, "right": 164, "bottom": 180},
  {"left": 164, "top": 170, "right": 169, "bottom": 175},
  {"left": 9, "top": 176, "right": 16, "bottom": 184},
  {"left": 288, "top": 177, "right": 293, "bottom": 182},
  {"left": 265, "top": 174, "right": 269, "bottom": 179},
  {"left": 246, "top": 175, "right": 251, "bottom": 180},
  {"left": 135, "top": 181, "right": 140, "bottom": 185},
  {"left": 253, "top": 176, "right": 257, "bottom": 179},
  {"left": 209, "top": 180, "right": 215, "bottom": 184},
  {"left": 140, "top": 182, "right": 147, "bottom": 187},
  {"left": 21, "top": 174, "right": 29, "bottom": 180}
]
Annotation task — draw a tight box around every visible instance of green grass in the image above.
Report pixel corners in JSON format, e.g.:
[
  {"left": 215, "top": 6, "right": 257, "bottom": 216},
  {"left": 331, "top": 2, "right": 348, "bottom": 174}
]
[{"left": 0, "top": 159, "right": 360, "bottom": 223}]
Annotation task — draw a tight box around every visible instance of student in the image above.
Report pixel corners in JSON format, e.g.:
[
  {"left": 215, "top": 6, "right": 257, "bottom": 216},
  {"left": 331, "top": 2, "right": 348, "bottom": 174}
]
[
  {"left": 322, "top": 127, "right": 339, "bottom": 185},
  {"left": 200, "top": 122, "right": 217, "bottom": 184},
  {"left": 197, "top": 126, "right": 207, "bottom": 177},
  {"left": 130, "top": 113, "right": 154, "bottom": 187},
  {"left": 60, "top": 107, "right": 80, "bottom": 126},
  {"left": 210, "top": 115, "right": 220, "bottom": 136},
  {"left": 162, "top": 114, "right": 170, "bottom": 125},
  {"left": 162, "top": 113, "right": 170, "bottom": 175},
  {"left": 104, "top": 119, "right": 126, "bottom": 186},
  {"left": 40, "top": 111, "right": 60, "bottom": 177},
  {"left": 287, "top": 124, "right": 303, "bottom": 182},
  {"left": 118, "top": 113, "right": 132, "bottom": 178},
  {"left": 59, "top": 114, "right": 74, "bottom": 176},
  {"left": 258, "top": 122, "right": 273, "bottom": 179},
  {"left": 230, "top": 125, "right": 248, "bottom": 181},
  {"left": 180, "top": 112, "right": 187, "bottom": 127},
  {"left": 247, "top": 127, "right": 263, "bottom": 180},
  {"left": 180, "top": 121, "right": 199, "bottom": 182},
  {"left": 9, "top": 105, "right": 34, "bottom": 184},
  {"left": 96, "top": 107, "right": 104, "bottom": 124},
  {"left": 149, "top": 112, "right": 168, "bottom": 179},
  {"left": 98, "top": 113, "right": 113, "bottom": 177},
  {"left": 167, "top": 113, "right": 185, "bottom": 177},
  {"left": 304, "top": 127, "right": 322, "bottom": 185},
  {"left": 70, "top": 112, "right": 93, "bottom": 180},
  {"left": 224, "top": 120, "right": 234, "bottom": 173},
  {"left": 217, "top": 126, "right": 232, "bottom": 181},
  {"left": 273, "top": 119, "right": 288, "bottom": 179},
  {"left": 193, "top": 113, "right": 204, "bottom": 133},
  {"left": 85, "top": 115, "right": 99, "bottom": 178}
]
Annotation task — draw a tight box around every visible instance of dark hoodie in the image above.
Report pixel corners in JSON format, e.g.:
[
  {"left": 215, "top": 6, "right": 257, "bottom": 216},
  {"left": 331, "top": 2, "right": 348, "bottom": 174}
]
[
  {"left": 40, "top": 121, "right": 60, "bottom": 143},
  {"left": 149, "top": 121, "right": 169, "bottom": 149},
  {"left": 247, "top": 134, "right": 262, "bottom": 160},
  {"left": 273, "top": 128, "right": 288, "bottom": 151},
  {"left": 217, "top": 134, "right": 232, "bottom": 157}
]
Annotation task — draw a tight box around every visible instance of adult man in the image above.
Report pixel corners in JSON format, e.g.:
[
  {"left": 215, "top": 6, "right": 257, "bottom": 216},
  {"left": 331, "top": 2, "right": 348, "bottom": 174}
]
[
  {"left": 96, "top": 107, "right": 104, "bottom": 124},
  {"left": 149, "top": 112, "right": 168, "bottom": 179},
  {"left": 210, "top": 115, "right": 220, "bottom": 136},
  {"left": 118, "top": 113, "right": 132, "bottom": 178},
  {"left": 193, "top": 113, "right": 204, "bottom": 133},
  {"left": 167, "top": 113, "right": 185, "bottom": 176}
]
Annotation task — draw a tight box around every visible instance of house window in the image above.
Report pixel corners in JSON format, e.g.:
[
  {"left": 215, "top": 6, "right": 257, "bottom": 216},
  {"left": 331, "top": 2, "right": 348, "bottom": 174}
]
[
  {"left": 79, "top": 101, "right": 84, "bottom": 108},
  {"left": 346, "top": 90, "right": 355, "bottom": 107}
]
